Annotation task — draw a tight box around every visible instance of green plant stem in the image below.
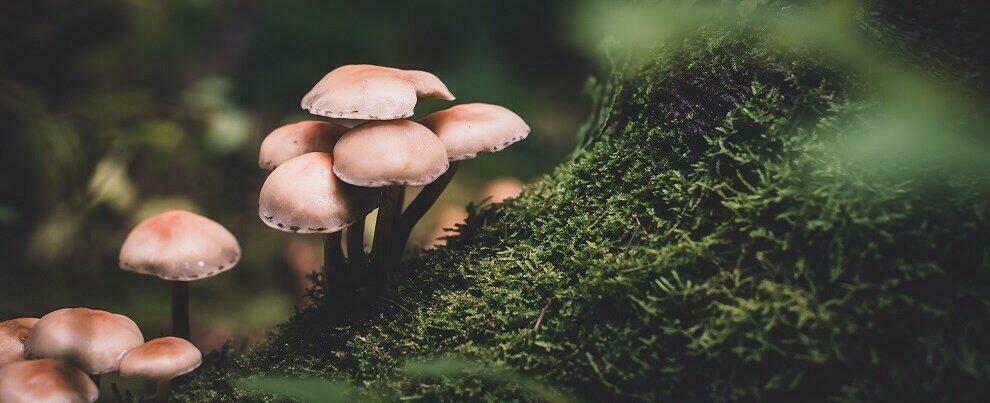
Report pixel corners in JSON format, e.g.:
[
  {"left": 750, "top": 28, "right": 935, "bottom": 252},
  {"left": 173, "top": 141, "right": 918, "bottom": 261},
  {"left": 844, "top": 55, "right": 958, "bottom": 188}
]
[
  {"left": 171, "top": 281, "right": 190, "bottom": 340},
  {"left": 397, "top": 161, "right": 459, "bottom": 251},
  {"left": 370, "top": 185, "right": 405, "bottom": 281}
]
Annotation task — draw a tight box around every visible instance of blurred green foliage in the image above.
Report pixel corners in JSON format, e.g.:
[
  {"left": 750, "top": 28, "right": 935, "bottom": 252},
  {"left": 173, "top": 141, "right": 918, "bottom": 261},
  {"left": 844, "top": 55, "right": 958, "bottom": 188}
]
[{"left": 0, "top": 0, "right": 589, "bottom": 355}]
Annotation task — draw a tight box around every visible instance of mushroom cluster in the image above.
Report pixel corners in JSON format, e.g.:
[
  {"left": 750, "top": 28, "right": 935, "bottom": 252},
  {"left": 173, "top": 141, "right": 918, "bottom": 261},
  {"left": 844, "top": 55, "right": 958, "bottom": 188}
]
[
  {"left": 258, "top": 64, "right": 529, "bottom": 298},
  {"left": 0, "top": 308, "right": 202, "bottom": 402},
  {"left": 0, "top": 209, "right": 236, "bottom": 400}
]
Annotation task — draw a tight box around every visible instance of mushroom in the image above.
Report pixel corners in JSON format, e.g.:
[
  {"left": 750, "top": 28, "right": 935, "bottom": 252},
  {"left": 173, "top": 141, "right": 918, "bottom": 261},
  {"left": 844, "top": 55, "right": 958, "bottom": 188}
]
[
  {"left": 399, "top": 103, "right": 529, "bottom": 249},
  {"left": 482, "top": 177, "right": 524, "bottom": 204},
  {"left": 119, "top": 210, "right": 241, "bottom": 340},
  {"left": 300, "top": 64, "right": 454, "bottom": 126},
  {"left": 259, "top": 120, "right": 347, "bottom": 171},
  {"left": 332, "top": 120, "right": 449, "bottom": 277},
  {"left": 259, "top": 152, "right": 379, "bottom": 293},
  {"left": 120, "top": 337, "right": 202, "bottom": 402},
  {"left": 0, "top": 359, "right": 98, "bottom": 403},
  {"left": 25, "top": 308, "right": 144, "bottom": 385},
  {"left": 0, "top": 318, "right": 38, "bottom": 366}
]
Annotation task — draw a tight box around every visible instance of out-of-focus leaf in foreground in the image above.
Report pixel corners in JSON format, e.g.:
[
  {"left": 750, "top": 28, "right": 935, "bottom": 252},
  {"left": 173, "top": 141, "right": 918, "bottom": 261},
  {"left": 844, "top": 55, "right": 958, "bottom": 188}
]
[
  {"left": 403, "top": 358, "right": 575, "bottom": 403},
  {"left": 237, "top": 377, "right": 355, "bottom": 402}
]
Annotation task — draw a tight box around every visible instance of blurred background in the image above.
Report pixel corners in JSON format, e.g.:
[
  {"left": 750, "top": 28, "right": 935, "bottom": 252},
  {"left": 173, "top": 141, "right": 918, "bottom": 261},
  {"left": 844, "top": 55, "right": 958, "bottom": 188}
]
[{"left": 0, "top": 0, "right": 592, "bottom": 355}]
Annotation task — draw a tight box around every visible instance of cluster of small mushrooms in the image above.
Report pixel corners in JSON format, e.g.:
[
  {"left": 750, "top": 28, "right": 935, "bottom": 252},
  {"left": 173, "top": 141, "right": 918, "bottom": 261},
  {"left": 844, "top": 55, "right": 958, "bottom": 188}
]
[
  {"left": 0, "top": 310, "right": 203, "bottom": 402},
  {"left": 0, "top": 210, "right": 239, "bottom": 402},
  {"left": 259, "top": 64, "right": 529, "bottom": 294},
  {"left": 0, "top": 64, "right": 526, "bottom": 402}
]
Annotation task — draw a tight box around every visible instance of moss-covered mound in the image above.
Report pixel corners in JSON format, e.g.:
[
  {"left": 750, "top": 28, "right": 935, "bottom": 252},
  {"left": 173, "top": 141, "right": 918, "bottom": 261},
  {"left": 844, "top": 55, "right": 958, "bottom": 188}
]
[{"left": 176, "top": 4, "right": 989, "bottom": 402}]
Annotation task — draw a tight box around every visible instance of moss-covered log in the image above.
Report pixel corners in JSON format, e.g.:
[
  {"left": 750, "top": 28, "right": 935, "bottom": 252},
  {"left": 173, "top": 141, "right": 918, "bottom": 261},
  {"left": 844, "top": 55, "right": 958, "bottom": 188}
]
[{"left": 175, "top": 2, "right": 989, "bottom": 401}]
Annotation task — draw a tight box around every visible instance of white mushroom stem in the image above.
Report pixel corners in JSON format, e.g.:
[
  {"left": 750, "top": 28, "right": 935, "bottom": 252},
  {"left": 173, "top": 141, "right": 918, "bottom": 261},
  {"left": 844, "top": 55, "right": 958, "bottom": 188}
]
[
  {"left": 346, "top": 215, "right": 367, "bottom": 281},
  {"left": 172, "top": 282, "right": 190, "bottom": 340},
  {"left": 370, "top": 185, "right": 405, "bottom": 279},
  {"left": 323, "top": 232, "right": 347, "bottom": 295},
  {"left": 397, "top": 161, "right": 460, "bottom": 252}
]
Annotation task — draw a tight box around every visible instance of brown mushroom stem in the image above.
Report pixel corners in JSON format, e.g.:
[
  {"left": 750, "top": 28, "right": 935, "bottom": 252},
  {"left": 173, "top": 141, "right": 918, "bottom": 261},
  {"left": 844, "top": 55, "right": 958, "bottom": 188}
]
[
  {"left": 346, "top": 215, "right": 367, "bottom": 283},
  {"left": 323, "top": 231, "right": 347, "bottom": 295},
  {"left": 171, "top": 281, "right": 190, "bottom": 340},
  {"left": 156, "top": 379, "right": 171, "bottom": 403},
  {"left": 397, "top": 161, "right": 459, "bottom": 251},
  {"left": 370, "top": 185, "right": 405, "bottom": 280}
]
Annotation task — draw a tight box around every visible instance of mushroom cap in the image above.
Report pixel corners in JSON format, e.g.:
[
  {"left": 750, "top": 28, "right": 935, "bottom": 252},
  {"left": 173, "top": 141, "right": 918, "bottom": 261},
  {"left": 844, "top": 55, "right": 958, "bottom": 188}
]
[
  {"left": 119, "top": 210, "right": 241, "bottom": 281},
  {"left": 25, "top": 308, "right": 144, "bottom": 375},
  {"left": 300, "top": 64, "right": 455, "bottom": 120},
  {"left": 119, "top": 337, "right": 202, "bottom": 380},
  {"left": 0, "top": 318, "right": 39, "bottom": 366},
  {"left": 259, "top": 120, "right": 347, "bottom": 171},
  {"left": 259, "top": 152, "right": 380, "bottom": 234},
  {"left": 482, "top": 177, "right": 524, "bottom": 204},
  {"left": 420, "top": 103, "right": 530, "bottom": 161},
  {"left": 333, "top": 120, "right": 449, "bottom": 187},
  {"left": 0, "top": 359, "right": 98, "bottom": 403}
]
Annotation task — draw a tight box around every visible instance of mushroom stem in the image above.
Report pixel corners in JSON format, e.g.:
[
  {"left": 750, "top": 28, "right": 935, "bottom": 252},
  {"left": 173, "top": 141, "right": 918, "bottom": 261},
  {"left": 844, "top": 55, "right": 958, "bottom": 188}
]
[
  {"left": 323, "top": 231, "right": 347, "bottom": 296},
  {"left": 346, "top": 215, "right": 367, "bottom": 283},
  {"left": 370, "top": 185, "right": 405, "bottom": 280},
  {"left": 171, "top": 281, "right": 190, "bottom": 340},
  {"left": 155, "top": 379, "right": 171, "bottom": 403},
  {"left": 397, "top": 161, "right": 459, "bottom": 250}
]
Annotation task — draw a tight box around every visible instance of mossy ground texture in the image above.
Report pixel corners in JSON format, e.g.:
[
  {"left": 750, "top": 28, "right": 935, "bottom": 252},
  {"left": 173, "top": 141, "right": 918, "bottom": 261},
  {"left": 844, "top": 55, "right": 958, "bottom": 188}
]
[{"left": 176, "top": 6, "right": 990, "bottom": 403}]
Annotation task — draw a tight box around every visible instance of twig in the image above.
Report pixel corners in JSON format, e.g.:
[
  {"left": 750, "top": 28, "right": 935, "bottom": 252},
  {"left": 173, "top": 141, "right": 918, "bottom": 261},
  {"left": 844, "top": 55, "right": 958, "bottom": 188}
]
[{"left": 533, "top": 299, "right": 553, "bottom": 333}]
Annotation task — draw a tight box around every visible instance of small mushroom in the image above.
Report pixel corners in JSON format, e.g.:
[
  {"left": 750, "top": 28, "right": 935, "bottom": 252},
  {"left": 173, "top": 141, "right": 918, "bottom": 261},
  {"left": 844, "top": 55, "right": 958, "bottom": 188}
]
[
  {"left": 259, "top": 120, "right": 347, "bottom": 171},
  {"left": 332, "top": 120, "right": 449, "bottom": 277},
  {"left": 119, "top": 210, "right": 241, "bottom": 340},
  {"left": 0, "top": 318, "right": 39, "bottom": 366},
  {"left": 25, "top": 308, "right": 144, "bottom": 377},
  {"left": 422, "top": 103, "right": 530, "bottom": 162},
  {"left": 0, "top": 359, "right": 98, "bottom": 403},
  {"left": 300, "top": 64, "right": 454, "bottom": 124},
  {"left": 482, "top": 177, "right": 524, "bottom": 204},
  {"left": 259, "top": 152, "right": 380, "bottom": 292},
  {"left": 259, "top": 152, "right": 379, "bottom": 234},
  {"left": 399, "top": 103, "right": 529, "bottom": 250},
  {"left": 332, "top": 120, "right": 449, "bottom": 187},
  {"left": 120, "top": 337, "right": 202, "bottom": 403}
]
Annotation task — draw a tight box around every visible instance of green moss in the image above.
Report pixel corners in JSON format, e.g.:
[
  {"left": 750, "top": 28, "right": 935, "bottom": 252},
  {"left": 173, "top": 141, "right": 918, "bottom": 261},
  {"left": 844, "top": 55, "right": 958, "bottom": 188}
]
[{"left": 175, "top": 5, "right": 990, "bottom": 402}]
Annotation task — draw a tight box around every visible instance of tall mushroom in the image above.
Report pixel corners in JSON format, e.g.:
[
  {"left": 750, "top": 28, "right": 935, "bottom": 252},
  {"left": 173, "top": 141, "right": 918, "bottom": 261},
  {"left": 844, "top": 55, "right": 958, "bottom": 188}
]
[
  {"left": 119, "top": 210, "right": 241, "bottom": 340},
  {"left": 301, "top": 64, "right": 454, "bottom": 127},
  {"left": 259, "top": 152, "right": 379, "bottom": 294},
  {"left": 0, "top": 359, "right": 99, "bottom": 403},
  {"left": 120, "top": 337, "right": 202, "bottom": 403},
  {"left": 0, "top": 318, "right": 38, "bottom": 366},
  {"left": 399, "top": 103, "right": 529, "bottom": 249},
  {"left": 332, "top": 120, "right": 449, "bottom": 278},
  {"left": 298, "top": 64, "right": 454, "bottom": 279},
  {"left": 25, "top": 308, "right": 144, "bottom": 385}
]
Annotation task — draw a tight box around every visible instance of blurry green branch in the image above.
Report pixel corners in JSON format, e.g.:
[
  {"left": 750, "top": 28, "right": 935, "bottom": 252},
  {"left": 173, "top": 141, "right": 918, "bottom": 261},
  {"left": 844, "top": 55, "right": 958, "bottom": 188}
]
[
  {"left": 238, "top": 377, "right": 354, "bottom": 402},
  {"left": 400, "top": 358, "right": 574, "bottom": 403},
  {"left": 235, "top": 357, "right": 573, "bottom": 402}
]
